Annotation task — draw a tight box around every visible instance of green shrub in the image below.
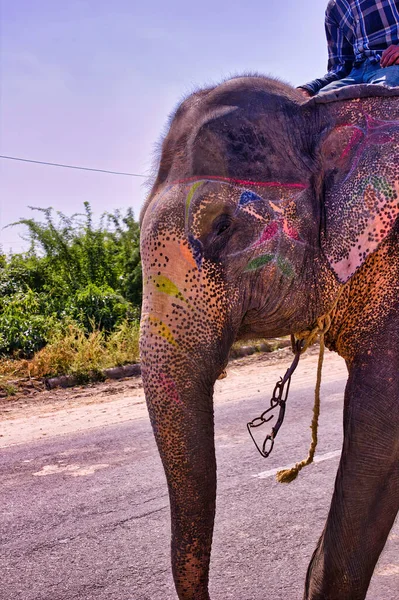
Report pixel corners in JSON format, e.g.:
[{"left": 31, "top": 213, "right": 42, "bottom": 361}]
[
  {"left": 0, "top": 202, "right": 142, "bottom": 359},
  {"left": 64, "top": 284, "right": 131, "bottom": 331},
  {"left": 0, "top": 289, "right": 54, "bottom": 356},
  {"left": 106, "top": 319, "right": 140, "bottom": 366}
]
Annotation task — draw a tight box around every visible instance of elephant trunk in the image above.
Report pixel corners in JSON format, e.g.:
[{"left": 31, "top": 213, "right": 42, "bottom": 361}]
[
  {"left": 140, "top": 184, "right": 238, "bottom": 598},
  {"left": 140, "top": 314, "right": 222, "bottom": 600}
]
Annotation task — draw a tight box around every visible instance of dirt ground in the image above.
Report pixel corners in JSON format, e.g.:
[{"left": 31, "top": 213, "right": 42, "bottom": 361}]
[{"left": 0, "top": 345, "right": 348, "bottom": 448}]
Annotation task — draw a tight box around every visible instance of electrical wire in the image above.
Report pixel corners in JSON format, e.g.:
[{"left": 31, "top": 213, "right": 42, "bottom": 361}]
[{"left": 0, "top": 155, "right": 146, "bottom": 178}]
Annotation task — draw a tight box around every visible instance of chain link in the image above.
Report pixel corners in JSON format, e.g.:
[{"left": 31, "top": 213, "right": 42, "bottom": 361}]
[{"left": 247, "top": 340, "right": 303, "bottom": 458}]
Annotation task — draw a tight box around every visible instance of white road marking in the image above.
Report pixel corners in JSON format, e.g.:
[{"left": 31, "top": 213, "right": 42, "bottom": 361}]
[
  {"left": 33, "top": 463, "right": 109, "bottom": 477},
  {"left": 375, "top": 564, "right": 399, "bottom": 577},
  {"left": 253, "top": 450, "right": 341, "bottom": 479}
]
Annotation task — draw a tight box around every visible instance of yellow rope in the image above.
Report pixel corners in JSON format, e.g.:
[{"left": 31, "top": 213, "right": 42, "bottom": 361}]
[
  {"left": 276, "top": 328, "right": 326, "bottom": 483},
  {"left": 276, "top": 290, "right": 343, "bottom": 484}
]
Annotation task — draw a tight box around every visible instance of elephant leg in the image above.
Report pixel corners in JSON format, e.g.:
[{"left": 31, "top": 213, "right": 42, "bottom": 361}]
[{"left": 305, "top": 345, "right": 399, "bottom": 600}]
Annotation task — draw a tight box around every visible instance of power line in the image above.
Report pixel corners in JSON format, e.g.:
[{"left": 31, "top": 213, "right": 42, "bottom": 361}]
[{"left": 0, "top": 155, "right": 147, "bottom": 178}]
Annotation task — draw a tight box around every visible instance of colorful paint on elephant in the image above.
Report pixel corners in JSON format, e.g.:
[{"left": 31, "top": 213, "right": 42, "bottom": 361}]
[
  {"left": 177, "top": 240, "right": 197, "bottom": 269},
  {"left": 173, "top": 174, "right": 307, "bottom": 189},
  {"left": 149, "top": 274, "right": 190, "bottom": 307},
  {"left": 147, "top": 315, "right": 179, "bottom": 348},
  {"left": 179, "top": 176, "right": 305, "bottom": 279},
  {"left": 322, "top": 111, "right": 399, "bottom": 281},
  {"left": 185, "top": 181, "right": 204, "bottom": 227},
  {"left": 245, "top": 254, "right": 274, "bottom": 271},
  {"left": 140, "top": 76, "right": 399, "bottom": 600},
  {"left": 245, "top": 253, "right": 294, "bottom": 276},
  {"left": 334, "top": 113, "right": 399, "bottom": 180},
  {"left": 159, "top": 373, "right": 185, "bottom": 407}
]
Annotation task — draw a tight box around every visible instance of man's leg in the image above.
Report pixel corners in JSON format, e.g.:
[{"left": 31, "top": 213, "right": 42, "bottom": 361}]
[
  {"left": 366, "top": 64, "right": 399, "bottom": 87},
  {"left": 317, "top": 67, "right": 362, "bottom": 95}
]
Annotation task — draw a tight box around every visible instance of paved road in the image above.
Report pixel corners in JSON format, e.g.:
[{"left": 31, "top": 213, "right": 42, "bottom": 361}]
[{"left": 1, "top": 364, "right": 398, "bottom": 600}]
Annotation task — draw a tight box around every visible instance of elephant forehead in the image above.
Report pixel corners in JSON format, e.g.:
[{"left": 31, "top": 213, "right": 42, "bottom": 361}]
[
  {"left": 177, "top": 179, "right": 308, "bottom": 236},
  {"left": 142, "top": 179, "right": 309, "bottom": 287},
  {"left": 143, "top": 178, "right": 308, "bottom": 231},
  {"left": 141, "top": 184, "right": 188, "bottom": 235}
]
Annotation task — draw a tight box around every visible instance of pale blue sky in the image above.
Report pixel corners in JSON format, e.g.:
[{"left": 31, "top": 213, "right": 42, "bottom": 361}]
[{"left": 0, "top": 0, "right": 328, "bottom": 252}]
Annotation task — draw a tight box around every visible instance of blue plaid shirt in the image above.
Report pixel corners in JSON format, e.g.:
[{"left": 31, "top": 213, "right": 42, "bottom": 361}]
[{"left": 302, "top": 0, "right": 399, "bottom": 95}]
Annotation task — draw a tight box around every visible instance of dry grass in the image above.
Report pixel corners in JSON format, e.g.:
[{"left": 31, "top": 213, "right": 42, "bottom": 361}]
[
  {"left": 0, "top": 326, "right": 288, "bottom": 396},
  {"left": 231, "top": 337, "right": 291, "bottom": 356},
  {"left": 0, "top": 320, "right": 140, "bottom": 386}
]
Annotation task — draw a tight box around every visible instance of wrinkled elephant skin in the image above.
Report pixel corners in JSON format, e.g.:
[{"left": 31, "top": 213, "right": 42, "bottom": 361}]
[{"left": 139, "top": 77, "right": 399, "bottom": 600}]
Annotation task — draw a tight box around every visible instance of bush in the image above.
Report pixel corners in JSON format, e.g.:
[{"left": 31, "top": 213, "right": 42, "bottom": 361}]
[
  {"left": 0, "top": 202, "right": 142, "bottom": 359},
  {"left": 26, "top": 319, "right": 140, "bottom": 379},
  {"left": 0, "top": 289, "right": 54, "bottom": 356},
  {"left": 29, "top": 322, "right": 106, "bottom": 378},
  {"left": 64, "top": 284, "right": 131, "bottom": 331},
  {"left": 106, "top": 319, "right": 140, "bottom": 366}
]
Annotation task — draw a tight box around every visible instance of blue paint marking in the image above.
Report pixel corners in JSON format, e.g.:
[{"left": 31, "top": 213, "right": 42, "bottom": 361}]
[
  {"left": 239, "top": 190, "right": 262, "bottom": 206},
  {"left": 188, "top": 234, "right": 203, "bottom": 270}
]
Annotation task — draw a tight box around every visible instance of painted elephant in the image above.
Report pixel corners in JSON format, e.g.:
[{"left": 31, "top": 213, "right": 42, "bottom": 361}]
[{"left": 139, "top": 76, "right": 399, "bottom": 600}]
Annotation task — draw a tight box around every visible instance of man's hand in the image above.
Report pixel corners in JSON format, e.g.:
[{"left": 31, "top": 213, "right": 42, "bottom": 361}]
[
  {"left": 381, "top": 44, "right": 399, "bottom": 68},
  {"left": 297, "top": 87, "right": 312, "bottom": 99}
]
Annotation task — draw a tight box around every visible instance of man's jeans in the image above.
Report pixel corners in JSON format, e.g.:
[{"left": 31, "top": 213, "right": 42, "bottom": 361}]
[{"left": 319, "top": 58, "right": 399, "bottom": 94}]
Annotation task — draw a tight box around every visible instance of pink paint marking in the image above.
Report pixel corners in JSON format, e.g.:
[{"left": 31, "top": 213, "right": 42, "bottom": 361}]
[
  {"left": 159, "top": 373, "right": 185, "bottom": 408},
  {"left": 365, "top": 113, "right": 399, "bottom": 131},
  {"left": 364, "top": 113, "right": 395, "bottom": 144},
  {"left": 334, "top": 113, "right": 399, "bottom": 163},
  {"left": 256, "top": 217, "right": 301, "bottom": 247},
  {"left": 256, "top": 221, "right": 279, "bottom": 244},
  {"left": 172, "top": 175, "right": 307, "bottom": 190},
  {"left": 340, "top": 128, "right": 364, "bottom": 160}
]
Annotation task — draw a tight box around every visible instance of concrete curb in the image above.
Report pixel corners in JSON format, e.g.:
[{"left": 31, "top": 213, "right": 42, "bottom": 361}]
[
  {"left": 229, "top": 338, "right": 291, "bottom": 359},
  {"left": 44, "top": 338, "right": 291, "bottom": 390}
]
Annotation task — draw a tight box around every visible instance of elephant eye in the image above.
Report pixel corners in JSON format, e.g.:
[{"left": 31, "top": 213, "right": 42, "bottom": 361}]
[{"left": 213, "top": 214, "right": 232, "bottom": 237}]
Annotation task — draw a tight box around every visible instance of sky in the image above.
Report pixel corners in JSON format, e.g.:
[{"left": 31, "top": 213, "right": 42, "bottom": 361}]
[{"left": 0, "top": 0, "right": 328, "bottom": 253}]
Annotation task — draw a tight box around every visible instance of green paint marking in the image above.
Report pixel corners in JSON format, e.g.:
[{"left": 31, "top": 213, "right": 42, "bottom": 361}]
[
  {"left": 245, "top": 254, "right": 274, "bottom": 271},
  {"left": 361, "top": 175, "right": 396, "bottom": 199},
  {"left": 245, "top": 254, "right": 295, "bottom": 277},
  {"left": 185, "top": 181, "right": 204, "bottom": 226},
  {"left": 277, "top": 256, "right": 295, "bottom": 277}
]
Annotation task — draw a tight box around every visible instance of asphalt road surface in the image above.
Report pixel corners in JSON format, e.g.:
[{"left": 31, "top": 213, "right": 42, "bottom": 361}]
[{"left": 1, "top": 354, "right": 398, "bottom": 600}]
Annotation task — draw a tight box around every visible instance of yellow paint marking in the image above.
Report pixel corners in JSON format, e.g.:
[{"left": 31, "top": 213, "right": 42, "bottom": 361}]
[
  {"left": 148, "top": 316, "right": 178, "bottom": 347},
  {"left": 151, "top": 275, "right": 186, "bottom": 301},
  {"left": 185, "top": 181, "right": 204, "bottom": 226},
  {"left": 149, "top": 274, "right": 194, "bottom": 311}
]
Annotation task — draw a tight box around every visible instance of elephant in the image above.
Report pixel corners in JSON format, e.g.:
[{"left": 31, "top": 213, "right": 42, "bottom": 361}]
[{"left": 139, "top": 75, "right": 399, "bottom": 600}]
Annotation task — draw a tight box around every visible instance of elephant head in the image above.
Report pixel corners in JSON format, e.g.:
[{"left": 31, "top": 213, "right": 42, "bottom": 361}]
[{"left": 139, "top": 77, "right": 399, "bottom": 599}]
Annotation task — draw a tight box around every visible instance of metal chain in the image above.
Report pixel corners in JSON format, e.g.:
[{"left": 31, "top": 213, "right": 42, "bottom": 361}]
[{"left": 247, "top": 339, "right": 303, "bottom": 458}]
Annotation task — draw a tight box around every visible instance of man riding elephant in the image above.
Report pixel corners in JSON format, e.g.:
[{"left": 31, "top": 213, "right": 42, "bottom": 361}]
[
  {"left": 299, "top": 0, "right": 399, "bottom": 97},
  {"left": 140, "top": 75, "right": 399, "bottom": 599}
]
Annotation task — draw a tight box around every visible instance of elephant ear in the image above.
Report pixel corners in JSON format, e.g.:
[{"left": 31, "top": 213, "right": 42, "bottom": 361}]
[{"left": 315, "top": 88, "right": 399, "bottom": 283}]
